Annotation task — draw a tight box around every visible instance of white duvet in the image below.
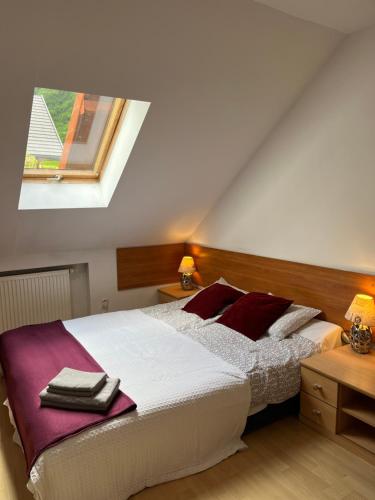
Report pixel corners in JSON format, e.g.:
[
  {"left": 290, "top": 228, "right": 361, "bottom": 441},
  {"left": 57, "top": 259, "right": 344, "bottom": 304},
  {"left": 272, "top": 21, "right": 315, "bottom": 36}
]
[{"left": 25, "top": 310, "right": 250, "bottom": 500}]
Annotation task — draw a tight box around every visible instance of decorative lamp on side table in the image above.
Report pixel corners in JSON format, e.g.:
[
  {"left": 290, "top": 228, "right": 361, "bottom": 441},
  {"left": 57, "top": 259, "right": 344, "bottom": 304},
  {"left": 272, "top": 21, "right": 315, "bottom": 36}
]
[
  {"left": 344, "top": 294, "right": 375, "bottom": 354},
  {"left": 178, "top": 256, "right": 196, "bottom": 290}
]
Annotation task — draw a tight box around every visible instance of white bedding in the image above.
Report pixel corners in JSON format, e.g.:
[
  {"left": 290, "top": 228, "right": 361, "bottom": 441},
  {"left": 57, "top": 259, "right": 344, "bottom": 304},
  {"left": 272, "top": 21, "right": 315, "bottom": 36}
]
[
  {"left": 144, "top": 299, "right": 342, "bottom": 409},
  {"left": 26, "top": 310, "right": 250, "bottom": 500},
  {"left": 296, "top": 318, "right": 342, "bottom": 352},
  {"left": 3, "top": 301, "right": 342, "bottom": 500}
]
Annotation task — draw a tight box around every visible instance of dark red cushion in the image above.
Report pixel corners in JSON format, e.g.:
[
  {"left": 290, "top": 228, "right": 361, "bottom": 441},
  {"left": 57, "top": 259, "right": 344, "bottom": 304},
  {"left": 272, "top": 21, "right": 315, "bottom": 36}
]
[
  {"left": 217, "top": 292, "right": 293, "bottom": 341},
  {"left": 182, "top": 283, "right": 244, "bottom": 320}
]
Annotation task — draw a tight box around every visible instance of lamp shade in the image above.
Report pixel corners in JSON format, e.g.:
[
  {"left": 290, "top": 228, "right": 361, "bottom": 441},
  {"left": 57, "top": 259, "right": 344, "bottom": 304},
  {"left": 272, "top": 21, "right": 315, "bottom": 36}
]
[
  {"left": 345, "top": 294, "right": 375, "bottom": 326},
  {"left": 178, "top": 256, "right": 196, "bottom": 274}
]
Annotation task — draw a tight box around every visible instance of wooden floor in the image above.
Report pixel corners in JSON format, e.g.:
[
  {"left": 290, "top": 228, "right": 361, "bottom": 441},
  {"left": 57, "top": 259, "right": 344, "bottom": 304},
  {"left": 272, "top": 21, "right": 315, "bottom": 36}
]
[{"left": 1, "top": 381, "right": 375, "bottom": 500}]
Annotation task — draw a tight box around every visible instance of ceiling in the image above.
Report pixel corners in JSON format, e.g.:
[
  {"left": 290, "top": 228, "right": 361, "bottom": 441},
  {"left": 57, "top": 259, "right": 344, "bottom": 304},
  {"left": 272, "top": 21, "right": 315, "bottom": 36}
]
[
  {"left": 254, "top": 0, "right": 375, "bottom": 33},
  {"left": 0, "top": 0, "right": 342, "bottom": 258}
]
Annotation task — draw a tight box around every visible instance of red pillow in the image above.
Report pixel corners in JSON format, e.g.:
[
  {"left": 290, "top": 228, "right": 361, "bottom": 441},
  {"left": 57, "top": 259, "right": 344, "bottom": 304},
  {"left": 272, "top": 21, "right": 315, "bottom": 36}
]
[
  {"left": 182, "top": 283, "right": 244, "bottom": 320},
  {"left": 217, "top": 292, "right": 293, "bottom": 341}
]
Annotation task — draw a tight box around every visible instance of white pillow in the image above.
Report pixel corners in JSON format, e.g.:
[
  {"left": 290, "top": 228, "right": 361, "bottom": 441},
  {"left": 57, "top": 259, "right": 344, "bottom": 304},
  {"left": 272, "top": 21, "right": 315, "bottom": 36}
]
[
  {"left": 216, "top": 277, "right": 248, "bottom": 293},
  {"left": 267, "top": 304, "right": 321, "bottom": 340},
  {"left": 295, "top": 319, "right": 342, "bottom": 352}
]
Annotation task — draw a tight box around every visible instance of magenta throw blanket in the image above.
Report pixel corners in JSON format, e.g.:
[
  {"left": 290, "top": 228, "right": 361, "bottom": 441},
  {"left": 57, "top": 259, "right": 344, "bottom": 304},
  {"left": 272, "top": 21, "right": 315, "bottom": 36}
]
[{"left": 0, "top": 320, "right": 136, "bottom": 474}]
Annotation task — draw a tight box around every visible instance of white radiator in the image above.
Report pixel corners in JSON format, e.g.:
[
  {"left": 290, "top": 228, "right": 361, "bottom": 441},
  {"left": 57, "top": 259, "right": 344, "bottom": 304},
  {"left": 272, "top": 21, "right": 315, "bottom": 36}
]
[{"left": 0, "top": 269, "right": 72, "bottom": 333}]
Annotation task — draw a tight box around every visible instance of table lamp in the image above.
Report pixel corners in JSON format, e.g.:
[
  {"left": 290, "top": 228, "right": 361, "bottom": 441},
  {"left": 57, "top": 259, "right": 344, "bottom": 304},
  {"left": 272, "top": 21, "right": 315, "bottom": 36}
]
[
  {"left": 345, "top": 294, "right": 375, "bottom": 354},
  {"left": 178, "top": 256, "right": 196, "bottom": 290}
]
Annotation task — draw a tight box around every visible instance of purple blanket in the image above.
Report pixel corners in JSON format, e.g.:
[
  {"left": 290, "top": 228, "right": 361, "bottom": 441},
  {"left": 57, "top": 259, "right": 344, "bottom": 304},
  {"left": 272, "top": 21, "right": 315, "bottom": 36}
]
[{"left": 0, "top": 320, "right": 136, "bottom": 474}]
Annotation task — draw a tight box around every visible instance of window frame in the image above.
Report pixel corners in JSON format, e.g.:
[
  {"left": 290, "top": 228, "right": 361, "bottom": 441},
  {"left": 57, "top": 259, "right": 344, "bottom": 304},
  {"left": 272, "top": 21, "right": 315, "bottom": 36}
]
[{"left": 23, "top": 97, "right": 126, "bottom": 183}]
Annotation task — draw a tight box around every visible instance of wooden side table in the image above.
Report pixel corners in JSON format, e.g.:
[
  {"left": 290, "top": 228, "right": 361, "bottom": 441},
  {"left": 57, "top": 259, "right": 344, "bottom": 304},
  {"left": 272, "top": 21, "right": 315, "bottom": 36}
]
[
  {"left": 300, "top": 345, "right": 375, "bottom": 465},
  {"left": 157, "top": 284, "right": 198, "bottom": 304}
]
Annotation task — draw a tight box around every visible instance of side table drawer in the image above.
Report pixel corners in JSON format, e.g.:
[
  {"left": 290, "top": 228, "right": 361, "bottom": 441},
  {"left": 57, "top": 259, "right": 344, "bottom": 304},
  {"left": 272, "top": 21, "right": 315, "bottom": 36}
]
[
  {"left": 301, "top": 367, "right": 338, "bottom": 407},
  {"left": 300, "top": 392, "right": 337, "bottom": 433}
]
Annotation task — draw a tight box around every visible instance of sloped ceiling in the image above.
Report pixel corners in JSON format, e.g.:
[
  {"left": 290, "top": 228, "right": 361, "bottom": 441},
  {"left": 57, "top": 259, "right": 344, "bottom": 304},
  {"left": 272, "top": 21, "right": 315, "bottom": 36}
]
[
  {"left": 191, "top": 26, "right": 375, "bottom": 274},
  {"left": 254, "top": 0, "right": 375, "bottom": 34},
  {"left": 0, "top": 0, "right": 342, "bottom": 257}
]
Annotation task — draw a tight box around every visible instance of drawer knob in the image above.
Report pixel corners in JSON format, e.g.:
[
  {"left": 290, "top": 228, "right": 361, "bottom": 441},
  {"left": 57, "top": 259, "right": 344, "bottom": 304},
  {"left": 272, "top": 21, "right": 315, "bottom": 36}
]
[
  {"left": 313, "top": 383, "right": 322, "bottom": 391},
  {"left": 312, "top": 409, "right": 321, "bottom": 416}
]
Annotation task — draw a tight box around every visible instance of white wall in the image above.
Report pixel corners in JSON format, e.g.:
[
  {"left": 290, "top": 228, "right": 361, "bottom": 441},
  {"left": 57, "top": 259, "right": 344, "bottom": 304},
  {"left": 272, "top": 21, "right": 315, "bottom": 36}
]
[
  {"left": 0, "top": 0, "right": 342, "bottom": 257},
  {"left": 254, "top": 0, "right": 375, "bottom": 33},
  {"left": 0, "top": 1, "right": 343, "bottom": 310},
  {"left": 69, "top": 264, "right": 90, "bottom": 318},
  {"left": 191, "top": 26, "right": 375, "bottom": 275}
]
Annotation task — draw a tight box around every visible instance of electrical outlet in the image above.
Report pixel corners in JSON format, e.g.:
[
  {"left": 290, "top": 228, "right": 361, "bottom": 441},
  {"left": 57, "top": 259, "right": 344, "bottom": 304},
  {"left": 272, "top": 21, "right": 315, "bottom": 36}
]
[{"left": 101, "top": 299, "right": 109, "bottom": 313}]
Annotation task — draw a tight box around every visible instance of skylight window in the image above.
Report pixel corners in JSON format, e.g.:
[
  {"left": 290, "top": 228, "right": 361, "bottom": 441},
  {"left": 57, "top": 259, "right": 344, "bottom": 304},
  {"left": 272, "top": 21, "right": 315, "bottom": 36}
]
[
  {"left": 23, "top": 87, "right": 126, "bottom": 181},
  {"left": 19, "top": 87, "right": 150, "bottom": 209}
]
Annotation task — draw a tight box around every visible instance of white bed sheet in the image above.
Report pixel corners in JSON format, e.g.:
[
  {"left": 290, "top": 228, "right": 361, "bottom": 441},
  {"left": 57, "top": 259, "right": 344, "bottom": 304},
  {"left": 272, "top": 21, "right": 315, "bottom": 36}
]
[
  {"left": 245, "top": 319, "right": 342, "bottom": 416},
  {"left": 181, "top": 317, "right": 343, "bottom": 411},
  {"left": 25, "top": 310, "right": 250, "bottom": 500},
  {"left": 296, "top": 318, "right": 342, "bottom": 352}
]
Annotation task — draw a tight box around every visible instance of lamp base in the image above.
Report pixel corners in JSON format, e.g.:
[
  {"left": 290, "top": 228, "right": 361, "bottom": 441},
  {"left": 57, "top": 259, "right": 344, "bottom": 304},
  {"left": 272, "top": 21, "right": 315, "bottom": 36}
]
[
  {"left": 180, "top": 273, "right": 194, "bottom": 290},
  {"left": 349, "top": 324, "right": 372, "bottom": 354}
]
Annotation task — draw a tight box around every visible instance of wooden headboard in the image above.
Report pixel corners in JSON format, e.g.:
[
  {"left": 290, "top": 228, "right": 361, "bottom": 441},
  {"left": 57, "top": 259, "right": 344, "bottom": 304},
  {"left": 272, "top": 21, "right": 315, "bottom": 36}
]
[
  {"left": 117, "top": 243, "right": 184, "bottom": 289},
  {"left": 116, "top": 242, "right": 375, "bottom": 329},
  {"left": 185, "top": 243, "right": 375, "bottom": 329}
]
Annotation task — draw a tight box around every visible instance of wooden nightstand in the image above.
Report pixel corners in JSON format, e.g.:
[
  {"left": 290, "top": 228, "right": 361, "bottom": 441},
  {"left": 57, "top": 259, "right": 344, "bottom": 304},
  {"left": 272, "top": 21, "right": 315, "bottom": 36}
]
[
  {"left": 300, "top": 345, "right": 375, "bottom": 465},
  {"left": 157, "top": 284, "right": 198, "bottom": 304}
]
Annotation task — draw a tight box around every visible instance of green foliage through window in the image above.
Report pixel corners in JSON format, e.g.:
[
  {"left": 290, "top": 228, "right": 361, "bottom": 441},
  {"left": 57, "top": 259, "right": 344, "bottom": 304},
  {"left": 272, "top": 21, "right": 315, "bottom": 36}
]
[{"left": 24, "top": 154, "right": 59, "bottom": 169}]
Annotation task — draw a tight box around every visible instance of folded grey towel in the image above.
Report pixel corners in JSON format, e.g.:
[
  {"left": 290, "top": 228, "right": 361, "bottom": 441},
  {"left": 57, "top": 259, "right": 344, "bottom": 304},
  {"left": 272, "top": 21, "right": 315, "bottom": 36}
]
[
  {"left": 40, "top": 377, "right": 120, "bottom": 412},
  {"left": 47, "top": 367, "right": 107, "bottom": 396}
]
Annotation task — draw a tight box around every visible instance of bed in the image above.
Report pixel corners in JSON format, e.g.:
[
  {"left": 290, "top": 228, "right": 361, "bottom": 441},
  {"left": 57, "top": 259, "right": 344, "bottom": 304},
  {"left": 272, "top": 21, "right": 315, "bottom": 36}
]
[
  {"left": 143, "top": 295, "right": 342, "bottom": 411},
  {"left": 1, "top": 290, "right": 342, "bottom": 500}
]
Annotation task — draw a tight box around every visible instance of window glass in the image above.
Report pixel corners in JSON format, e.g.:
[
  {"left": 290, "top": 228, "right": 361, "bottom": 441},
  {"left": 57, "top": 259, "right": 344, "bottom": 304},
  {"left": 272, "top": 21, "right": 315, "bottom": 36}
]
[{"left": 24, "top": 87, "right": 125, "bottom": 179}]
